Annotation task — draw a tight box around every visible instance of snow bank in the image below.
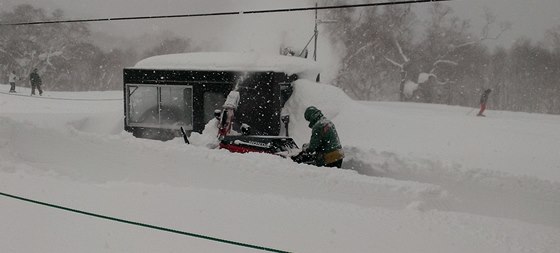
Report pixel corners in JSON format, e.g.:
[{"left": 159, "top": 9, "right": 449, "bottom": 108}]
[
  {"left": 281, "top": 80, "right": 560, "bottom": 228},
  {"left": 188, "top": 118, "right": 220, "bottom": 148},
  {"left": 2, "top": 168, "right": 558, "bottom": 253},
  {"left": 133, "top": 52, "right": 321, "bottom": 80},
  {"left": 334, "top": 101, "right": 560, "bottom": 182},
  {"left": 284, "top": 79, "right": 560, "bottom": 182},
  {"left": 0, "top": 85, "right": 123, "bottom": 135},
  {"left": 2, "top": 83, "right": 560, "bottom": 252},
  {"left": 344, "top": 147, "right": 560, "bottom": 227}
]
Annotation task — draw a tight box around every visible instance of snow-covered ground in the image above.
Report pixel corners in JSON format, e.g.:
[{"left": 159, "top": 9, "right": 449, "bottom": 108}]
[{"left": 1, "top": 83, "right": 559, "bottom": 253}]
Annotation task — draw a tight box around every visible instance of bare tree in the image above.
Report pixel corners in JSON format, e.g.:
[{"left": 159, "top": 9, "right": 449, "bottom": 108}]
[
  {"left": 383, "top": 38, "right": 411, "bottom": 101},
  {"left": 326, "top": 3, "right": 415, "bottom": 100},
  {"left": 384, "top": 4, "right": 509, "bottom": 104},
  {"left": 0, "top": 4, "right": 143, "bottom": 91}
]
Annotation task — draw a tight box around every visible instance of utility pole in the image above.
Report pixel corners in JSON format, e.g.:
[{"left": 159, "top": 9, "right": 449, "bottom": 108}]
[
  {"left": 313, "top": 2, "right": 318, "bottom": 62},
  {"left": 308, "top": 2, "right": 336, "bottom": 82},
  {"left": 314, "top": 2, "right": 320, "bottom": 82}
]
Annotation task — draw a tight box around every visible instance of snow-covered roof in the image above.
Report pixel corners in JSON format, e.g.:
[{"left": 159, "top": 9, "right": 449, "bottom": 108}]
[{"left": 133, "top": 52, "right": 321, "bottom": 79}]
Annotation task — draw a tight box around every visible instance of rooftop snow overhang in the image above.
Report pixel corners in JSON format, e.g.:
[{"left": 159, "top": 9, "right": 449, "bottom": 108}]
[{"left": 132, "top": 52, "right": 321, "bottom": 80}]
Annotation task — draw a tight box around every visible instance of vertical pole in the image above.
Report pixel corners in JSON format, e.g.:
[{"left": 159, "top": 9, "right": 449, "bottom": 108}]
[
  {"left": 313, "top": 2, "right": 318, "bottom": 62},
  {"left": 314, "top": 2, "right": 320, "bottom": 82}
]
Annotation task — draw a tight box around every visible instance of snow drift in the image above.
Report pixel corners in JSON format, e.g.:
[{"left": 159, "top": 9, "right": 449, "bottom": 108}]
[
  {"left": 133, "top": 52, "right": 321, "bottom": 80},
  {"left": 1, "top": 83, "right": 559, "bottom": 253}
]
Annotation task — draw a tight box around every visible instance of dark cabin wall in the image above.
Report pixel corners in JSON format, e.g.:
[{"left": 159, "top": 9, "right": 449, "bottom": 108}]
[{"left": 123, "top": 69, "right": 296, "bottom": 137}]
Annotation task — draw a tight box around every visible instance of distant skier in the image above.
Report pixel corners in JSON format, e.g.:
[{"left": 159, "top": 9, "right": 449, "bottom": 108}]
[
  {"left": 8, "top": 70, "right": 18, "bottom": 93},
  {"left": 295, "top": 106, "right": 344, "bottom": 168},
  {"left": 477, "top": 88, "right": 492, "bottom": 117},
  {"left": 29, "top": 68, "right": 43, "bottom": 96}
]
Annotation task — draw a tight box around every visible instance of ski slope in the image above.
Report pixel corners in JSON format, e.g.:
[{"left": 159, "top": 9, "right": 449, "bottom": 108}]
[{"left": 1, "top": 83, "right": 559, "bottom": 253}]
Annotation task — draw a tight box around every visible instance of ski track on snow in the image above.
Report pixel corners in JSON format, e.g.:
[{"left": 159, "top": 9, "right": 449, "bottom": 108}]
[
  {"left": 0, "top": 116, "right": 449, "bottom": 211},
  {"left": 2, "top": 84, "right": 560, "bottom": 252},
  {"left": 344, "top": 146, "right": 560, "bottom": 228},
  {"left": 2, "top": 114, "right": 559, "bottom": 229}
]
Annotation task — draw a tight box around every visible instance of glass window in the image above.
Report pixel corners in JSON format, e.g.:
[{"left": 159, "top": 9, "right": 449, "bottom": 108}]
[
  {"left": 127, "top": 84, "right": 193, "bottom": 130},
  {"left": 128, "top": 85, "right": 157, "bottom": 124},
  {"left": 203, "top": 91, "right": 226, "bottom": 123},
  {"left": 160, "top": 86, "right": 193, "bottom": 129}
]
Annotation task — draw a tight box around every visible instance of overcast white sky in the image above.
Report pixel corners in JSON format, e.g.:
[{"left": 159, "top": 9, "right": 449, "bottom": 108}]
[
  {"left": 3, "top": 0, "right": 560, "bottom": 47},
  {"left": 2, "top": 0, "right": 560, "bottom": 81},
  {"left": 1, "top": 0, "right": 317, "bottom": 51}
]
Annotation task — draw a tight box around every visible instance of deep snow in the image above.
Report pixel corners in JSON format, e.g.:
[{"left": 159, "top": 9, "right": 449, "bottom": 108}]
[
  {"left": 1, "top": 83, "right": 559, "bottom": 253},
  {"left": 133, "top": 52, "right": 321, "bottom": 80}
]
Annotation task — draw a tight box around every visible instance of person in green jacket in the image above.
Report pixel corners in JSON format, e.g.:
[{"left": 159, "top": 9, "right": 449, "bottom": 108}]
[{"left": 299, "top": 106, "right": 344, "bottom": 168}]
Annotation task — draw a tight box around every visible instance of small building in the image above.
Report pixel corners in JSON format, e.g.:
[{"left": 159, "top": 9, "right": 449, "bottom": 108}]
[{"left": 123, "top": 52, "right": 319, "bottom": 140}]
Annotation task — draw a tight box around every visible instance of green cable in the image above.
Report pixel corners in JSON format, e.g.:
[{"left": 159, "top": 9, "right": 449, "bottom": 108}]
[{"left": 0, "top": 191, "right": 291, "bottom": 253}]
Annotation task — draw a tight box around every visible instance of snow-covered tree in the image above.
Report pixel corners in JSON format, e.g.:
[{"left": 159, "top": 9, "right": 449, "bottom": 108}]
[
  {"left": 0, "top": 5, "right": 92, "bottom": 89},
  {"left": 325, "top": 2, "right": 415, "bottom": 101},
  {"left": 393, "top": 4, "right": 509, "bottom": 104},
  {"left": 0, "top": 4, "right": 142, "bottom": 91}
]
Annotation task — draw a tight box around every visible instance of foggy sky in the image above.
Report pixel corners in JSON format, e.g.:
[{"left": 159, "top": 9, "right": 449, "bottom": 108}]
[
  {"left": 2, "top": 0, "right": 560, "bottom": 82},
  {"left": 3, "top": 0, "right": 560, "bottom": 47}
]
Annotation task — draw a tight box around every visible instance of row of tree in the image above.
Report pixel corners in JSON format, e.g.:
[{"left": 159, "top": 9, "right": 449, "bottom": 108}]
[
  {"left": 0, "top": 4, "right": 196, "bottom": 91},
  {"left": 2, "top": 3, "right": 560, "bottom": 114},
  {"left": 324, "top": 2, "right": 560, "bottom": 114}
]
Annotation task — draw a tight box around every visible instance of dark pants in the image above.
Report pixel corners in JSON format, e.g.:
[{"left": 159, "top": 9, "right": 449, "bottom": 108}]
[
  {"left": 9, "top": 82, "right": 16, "bottom": 92},
  {"left": 292, "top": 151, "right": 343, "bottom": 168},
  {"left": 325, "top": 159, "right": 343, "bottom": 168},
  {"left": 31, "top": 84, "right": 43, "bottom": 96}
]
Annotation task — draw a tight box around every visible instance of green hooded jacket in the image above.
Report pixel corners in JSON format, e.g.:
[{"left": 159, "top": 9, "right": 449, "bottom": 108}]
[{"left": 304, "top": 106, "right": 343, "bottom": 165}]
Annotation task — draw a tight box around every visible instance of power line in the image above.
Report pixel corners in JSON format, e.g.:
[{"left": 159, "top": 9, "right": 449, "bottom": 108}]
[
  {"left": 0, "top": 91, "right": 122, "bottom": 101},
  {"left": 0, "top": 191, "right": 291, "bottom": 253},
  {"left": 0, "top": 0, "right": 451, "bottom": 26}
]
